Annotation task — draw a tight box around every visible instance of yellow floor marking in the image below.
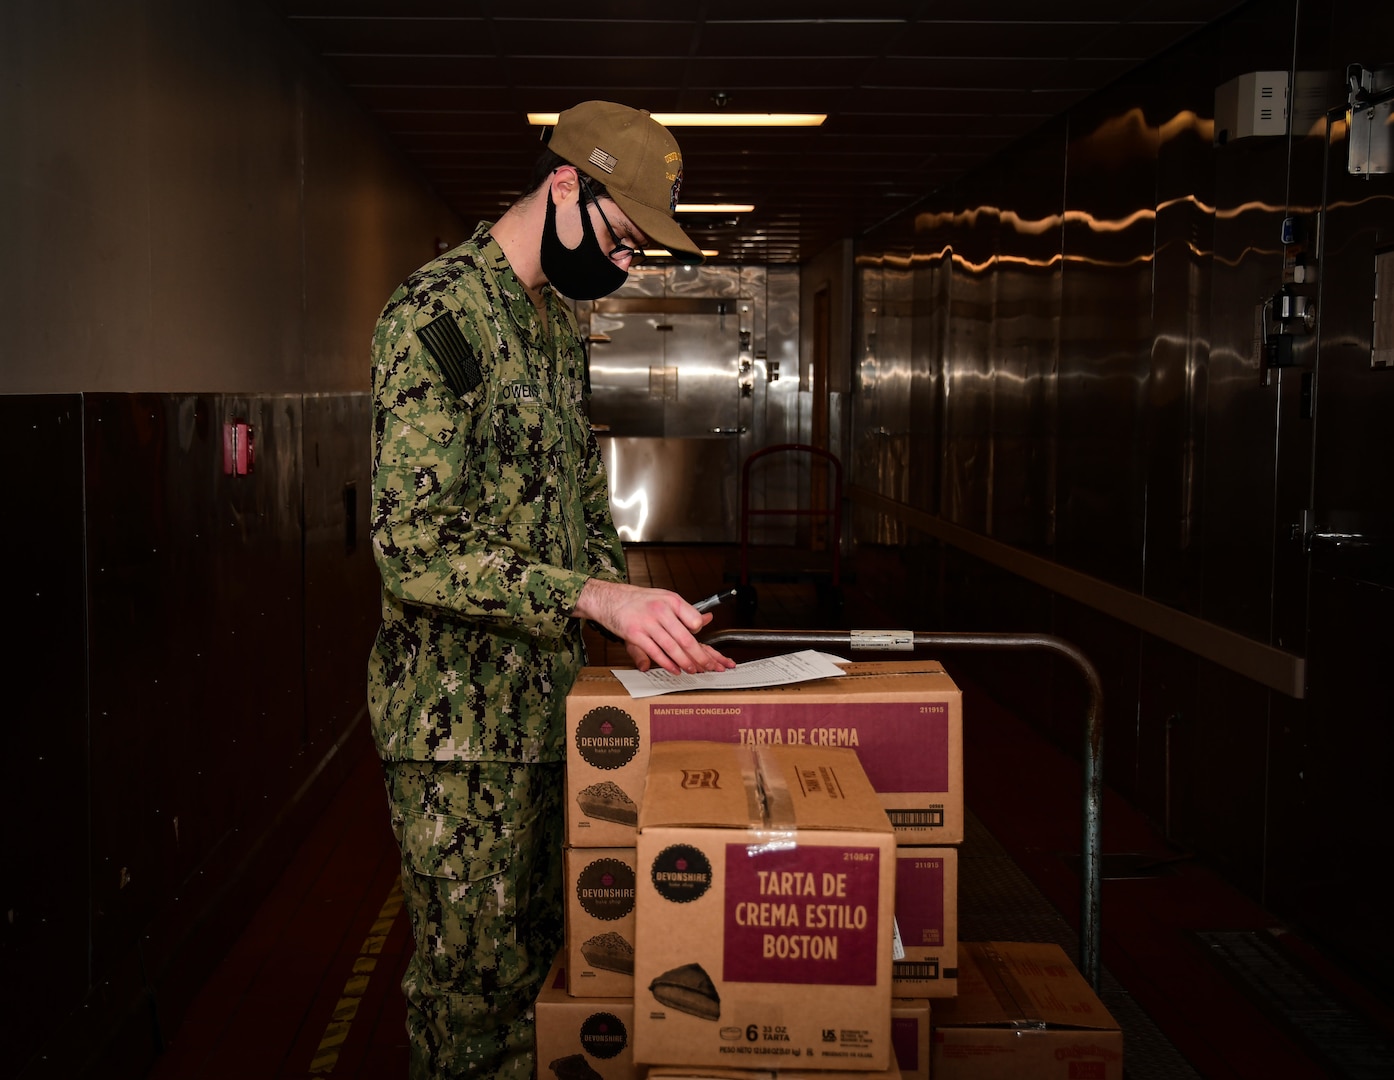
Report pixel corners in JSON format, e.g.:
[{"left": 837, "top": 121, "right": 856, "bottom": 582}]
[{"left": 308, "top": 877, "right": 404, "bottom": 1075}]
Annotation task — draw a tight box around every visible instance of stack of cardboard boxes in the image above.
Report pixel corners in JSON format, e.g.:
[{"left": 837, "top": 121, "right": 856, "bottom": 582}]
[
  {"left": 534, "top": 660, "right": 1123, "bottom": 1080},
  {"left": 529, "top": 657, "right": 959, "bottom": 1080}
]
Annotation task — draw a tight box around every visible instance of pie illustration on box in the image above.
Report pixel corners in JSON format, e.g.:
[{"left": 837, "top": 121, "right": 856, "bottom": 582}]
[
  {"left": 576, "top": 780, "right": 638, "bottom": 825},
  {"left": 549, "top": 1053, "right": 602, "bottom": 1080},
  {"left": 581, "top": 931, "right": 635, "bottom": 975},
  {"left": 649, "top": 961, "right": 721, "bottom": 1020}
]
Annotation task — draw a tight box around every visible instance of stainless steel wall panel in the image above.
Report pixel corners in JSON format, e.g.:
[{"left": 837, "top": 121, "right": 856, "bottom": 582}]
[
  {"left": 1147, "top": 95, "right": 1217, "bottom": 614},
  {"left": 850, "top": 262, "right": 884, "bottom": 494},
  {"left": 1203, "top": 126, "right": 1292, "bottom": 639},
  {"left": 984, "top": 131, "right": 1067, "bottom": 555},
  {"left": 765, "top": 266, "right": 803, "bottom": 451},
  {"left": 942, "top": 205, "right": 998, "bottom": 536},
  {"left": 910, "top": 237, "right": 949, "bottom": 519},
  {"left": 1057, "top": 104, "right": 1157, "bottom": 592},
  {"left": 751, "top": 268, "right": 808, "bottom": 546},
  {"left": 847, "top": 0, "right": 1394, "bottom": 985},
  {"left": 1307, "top": 118, "right": 1394, "bottom": 582},
  {"left": 850, "top": 261, "right": 903, "bottom": 545},
  {"left": 877, "top": 259, "right": 917, "bottom": 507}
]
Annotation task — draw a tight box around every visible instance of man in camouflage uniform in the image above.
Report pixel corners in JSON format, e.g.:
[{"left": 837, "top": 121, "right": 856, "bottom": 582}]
[{"left": 367, "top": 101, "right": 733, "bottom": 1078}]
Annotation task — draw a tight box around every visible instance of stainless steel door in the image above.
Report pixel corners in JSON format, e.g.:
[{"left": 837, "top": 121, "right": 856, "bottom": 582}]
[{"left": 587, "top": 297, "right": 742, "bottom": 542}]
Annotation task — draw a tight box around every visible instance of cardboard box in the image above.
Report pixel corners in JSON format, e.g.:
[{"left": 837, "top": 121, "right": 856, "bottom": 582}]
[
  {"left": 565, "top": 847, "right": 638, "bottom": 997},
  {"left": 931, "top": 942, "right": 1124, "bottom": 1079},
  {"left": 890, "top": 1000, "right": 931, "bottom": 1080},
  {"left": 645, "top": 1061, "right": 901, "bottom": 1080},
  {"left": 534, "top": 953, "right": 639, "bottom": 1080},
  {"left": 892, "top": 847, "right": 958, "bottom": 998},
  {"left": 633, "top": 741, "right": 897, "bottom": 1071},
  {"left": 566, "top": 661, "right": 963, "bottom": 847},
  {"left": 640, "top": 1008, "right": 923, "bottom": 1080},
  {"left": 535, "top": 963, "right": 928, "bottom": 1080},
  {"left": 564, "top": 844, "right": 957, "bottom": 1001}
]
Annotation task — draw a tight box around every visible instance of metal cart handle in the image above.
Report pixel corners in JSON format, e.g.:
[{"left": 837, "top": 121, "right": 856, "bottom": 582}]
[{"left": 703, "top": 627, "right": 1105, "bottom": 990}]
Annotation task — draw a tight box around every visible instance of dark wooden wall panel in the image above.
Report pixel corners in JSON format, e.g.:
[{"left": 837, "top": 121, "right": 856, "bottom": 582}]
[
  {"left": 0, "top": 396, "right": 90, "bottom": 1070},
  {"left": 0, "top": 392, "right": 379, "bottom": 1080},
  {"left": 303, "top": 393, "right": 380, "bottom": 752}
]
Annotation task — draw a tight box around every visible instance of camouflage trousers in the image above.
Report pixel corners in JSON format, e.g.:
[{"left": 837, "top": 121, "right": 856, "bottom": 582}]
[{"left": 383, "top": 757, "right": 565, "bottom": 1079}]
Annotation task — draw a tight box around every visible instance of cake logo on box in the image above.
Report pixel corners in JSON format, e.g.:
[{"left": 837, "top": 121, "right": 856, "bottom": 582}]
[
  {"left": 575, "top": 706, "right": 641, "bottom": 769},
  {"left": 577, "top": 857, "right": 636, "bottom": 919},
  {"left": 579, "top": 1011, "right": 628, "bottom": 1059},
  {"left": 652, "top": 844, "right": 713, "bottom": 903}
]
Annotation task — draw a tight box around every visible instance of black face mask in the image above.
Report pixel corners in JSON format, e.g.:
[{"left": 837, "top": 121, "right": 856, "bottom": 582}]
[{"left": 540, "top": 185, "right": 628, "bottom": 300}]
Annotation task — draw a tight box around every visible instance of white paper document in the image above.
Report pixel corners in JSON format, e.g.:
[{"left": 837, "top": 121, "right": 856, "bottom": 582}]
[{"left": 612, "top": 649, "right": 846, "bottom": 699}]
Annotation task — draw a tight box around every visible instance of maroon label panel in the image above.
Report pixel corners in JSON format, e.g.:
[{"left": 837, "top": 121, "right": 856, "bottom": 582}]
[
  {"left": 891, "top": 1016, "right": 920, "bottom": 1071},
  {"left": 722, "top": 843, "right": 881, "bottom": 985},
  {"left": 649, "top": 700, "right": 948, "bottom": 793},
  {"left": 894, "top": 855, "right": 945, "bottom": 946}
]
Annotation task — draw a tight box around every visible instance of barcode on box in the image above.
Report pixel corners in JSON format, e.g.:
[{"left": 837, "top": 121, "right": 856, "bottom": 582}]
[{"left": 888, "top": 807, "right": 944, "bottom": 828}]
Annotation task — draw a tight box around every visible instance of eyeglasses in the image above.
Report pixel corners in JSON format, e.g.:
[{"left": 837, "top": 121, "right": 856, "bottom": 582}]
[{"left": 579, "top": 177, "right": 644, "bottom": 265}]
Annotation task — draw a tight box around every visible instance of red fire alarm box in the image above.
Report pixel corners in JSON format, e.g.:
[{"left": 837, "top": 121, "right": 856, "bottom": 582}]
[{"left": 223, "top": 419, "right": 255, "bottom": 476}]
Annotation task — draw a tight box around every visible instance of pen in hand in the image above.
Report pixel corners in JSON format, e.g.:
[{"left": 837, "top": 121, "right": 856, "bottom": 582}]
[{"left": 692, "top": 588, "right": 739, "bottom": 614}]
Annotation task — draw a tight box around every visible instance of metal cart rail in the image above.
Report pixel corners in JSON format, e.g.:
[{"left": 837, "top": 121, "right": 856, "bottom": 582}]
[{"left": 703, "top": 627, "right": 1105, "bottom": 989}]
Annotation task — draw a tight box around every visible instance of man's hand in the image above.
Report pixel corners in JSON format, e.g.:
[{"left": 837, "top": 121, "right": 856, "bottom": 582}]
[{"left": 575, "top": 579, "right": 737, "bottom": 675}]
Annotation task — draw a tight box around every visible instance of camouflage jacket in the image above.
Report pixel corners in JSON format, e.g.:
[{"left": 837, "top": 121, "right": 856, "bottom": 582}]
[{"left": 367, "top": 223, "right": 626, "bottom": 763}]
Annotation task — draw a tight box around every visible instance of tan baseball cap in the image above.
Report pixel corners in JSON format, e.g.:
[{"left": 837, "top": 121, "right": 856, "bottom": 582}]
[{"left": 546, "top": 101, "right": 703, "bottom": 264}]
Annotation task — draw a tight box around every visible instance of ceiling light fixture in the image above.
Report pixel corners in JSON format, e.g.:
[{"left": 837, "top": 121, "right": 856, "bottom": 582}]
[
  {"left": 528, "top": 113, "right": 824, "bottom": 128},
  {"left": 677, "top": 203, "right": 755, "bottom": 214},
  {"left": 643, "top": 249, "right": 721, "bottom": 259}
]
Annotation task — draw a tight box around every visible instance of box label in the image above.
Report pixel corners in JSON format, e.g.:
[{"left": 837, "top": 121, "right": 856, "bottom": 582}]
[
  {"left": 576, "top": 857, "right": 636, "bottom": 920},
  {"left": 575, "top": 705, "right": 641, "bottom": 769},
  {"left": 895, "top": 855, "right": 945, "bottom": 945},
  {"left": 650, "top": 701, "right": 948, "bottom": 793},
  {"left": 722, "top": 844, "right": 881, "bottom": 985},
  {"left": 891, "top": 1015, "right": 921, "bottom": 1071},
  {"left": 651, "top": 844, "right": 714, "bottom": 903},
  {"left": 579, "top": 1010, "right": 629, "bottom": 1059}
]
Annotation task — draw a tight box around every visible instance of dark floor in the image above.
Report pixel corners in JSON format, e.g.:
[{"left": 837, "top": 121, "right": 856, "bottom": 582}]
[{"left": 145, "top": 544, "right": 1394, "bottom": 1080}]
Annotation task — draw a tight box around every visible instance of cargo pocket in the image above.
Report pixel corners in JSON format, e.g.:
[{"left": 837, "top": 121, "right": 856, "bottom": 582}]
[
  {"left": 397, "top": 807, "right": 521, "bottom": 992},
  {"left": 480, "top": 401, "right": 563, "bottom": 525}
]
